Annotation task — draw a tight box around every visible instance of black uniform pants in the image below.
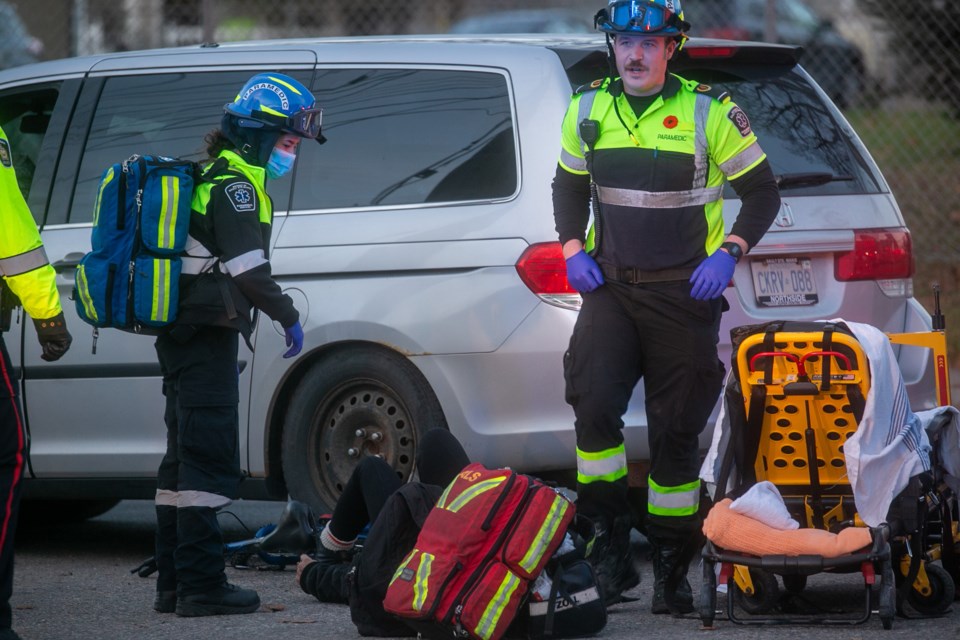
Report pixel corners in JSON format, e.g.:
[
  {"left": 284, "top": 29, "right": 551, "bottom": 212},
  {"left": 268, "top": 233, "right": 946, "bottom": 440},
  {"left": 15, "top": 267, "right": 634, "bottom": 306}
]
[
  {"left": 0, "top": 336, "right": 24, "bottom": 630},
  {"left": 564, "top": 279, "right": 724, "bottom": 541},
  {"left": 154, "top": 326, "right": 242, "bottom": 596},
  {"left": 328, "top": 428, "right": 469, "bottom": 543}
]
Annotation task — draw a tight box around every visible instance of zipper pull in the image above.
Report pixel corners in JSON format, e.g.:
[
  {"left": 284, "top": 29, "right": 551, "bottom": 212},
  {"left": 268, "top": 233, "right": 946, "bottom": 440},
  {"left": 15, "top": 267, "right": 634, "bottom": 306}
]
[{"left": 91, "top": 327, "right": 98, "bottom": 355}]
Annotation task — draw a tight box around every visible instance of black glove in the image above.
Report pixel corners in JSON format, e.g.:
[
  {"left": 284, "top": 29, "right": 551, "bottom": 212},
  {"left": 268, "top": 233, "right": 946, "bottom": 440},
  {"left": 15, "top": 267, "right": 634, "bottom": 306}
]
[{"left": 33, "top": 312, "right": 72, "bottom": 362}]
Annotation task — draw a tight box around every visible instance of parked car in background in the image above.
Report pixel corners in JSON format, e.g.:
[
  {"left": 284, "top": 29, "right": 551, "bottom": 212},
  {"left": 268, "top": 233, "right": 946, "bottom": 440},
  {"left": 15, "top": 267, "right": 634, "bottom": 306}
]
[
  {"left": 694, "top": 0, "right": 866, "bottom": 107},
  {"left": 449, "top": 9, "right": 592, "bottom": 34},
  {"left": 0, "top": 34, "right": 936, "bottom": 520}
]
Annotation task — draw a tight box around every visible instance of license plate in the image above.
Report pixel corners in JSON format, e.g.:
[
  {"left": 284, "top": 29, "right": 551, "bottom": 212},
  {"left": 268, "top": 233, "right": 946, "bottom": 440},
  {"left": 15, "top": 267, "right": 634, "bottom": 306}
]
[{"left": 750, "top": 257, "right": 818, "bottom": 307}]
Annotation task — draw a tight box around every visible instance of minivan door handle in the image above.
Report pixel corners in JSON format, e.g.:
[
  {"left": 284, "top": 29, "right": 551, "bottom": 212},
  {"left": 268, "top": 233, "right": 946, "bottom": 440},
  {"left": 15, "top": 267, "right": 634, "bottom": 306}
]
[{"left": 51, "top": 252, "right": 85, "bottom": 272}]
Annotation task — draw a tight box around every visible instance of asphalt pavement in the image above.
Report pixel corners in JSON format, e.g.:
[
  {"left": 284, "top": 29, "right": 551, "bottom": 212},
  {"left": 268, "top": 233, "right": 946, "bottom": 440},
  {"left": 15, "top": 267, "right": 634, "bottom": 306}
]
[{"left": 10, "top": 499, "right": 959, "bottom": 640}]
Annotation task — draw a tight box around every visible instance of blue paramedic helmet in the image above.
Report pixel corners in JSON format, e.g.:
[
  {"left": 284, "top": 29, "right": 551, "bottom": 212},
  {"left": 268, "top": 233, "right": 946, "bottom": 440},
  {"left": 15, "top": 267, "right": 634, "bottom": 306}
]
[
  {"left": 595, "top": 0, "right": 690, "bottom": 40},
  {"left": 224, "top": 73, "right": 323, "bottom": 140}
]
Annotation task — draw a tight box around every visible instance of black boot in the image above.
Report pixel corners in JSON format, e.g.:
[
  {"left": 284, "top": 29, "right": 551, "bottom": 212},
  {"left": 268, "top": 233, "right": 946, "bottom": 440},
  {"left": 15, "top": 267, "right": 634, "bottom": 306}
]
[
  {"left": 650, "top": 533, "right": 702, "bottom": 615},
  {"left": 590, "top": 515, "right": 640, "bottom": 606},
  {"left": 175, "top": 582, "right": 261, "bottom": 617}
]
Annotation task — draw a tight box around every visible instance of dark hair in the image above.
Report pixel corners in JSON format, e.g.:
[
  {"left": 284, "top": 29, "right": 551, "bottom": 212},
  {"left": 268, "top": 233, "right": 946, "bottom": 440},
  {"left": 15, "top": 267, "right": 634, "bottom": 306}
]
[{"left": 203, "top": 128, "right": 235, "bottom": 160}]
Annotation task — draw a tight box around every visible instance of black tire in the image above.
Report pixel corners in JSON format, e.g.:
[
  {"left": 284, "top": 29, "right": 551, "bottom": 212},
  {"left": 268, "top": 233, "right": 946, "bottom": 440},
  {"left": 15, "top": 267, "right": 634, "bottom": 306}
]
[
  {"left": 903, "top": 563, "right": 956, "bottom": 616},
  {"left": 732, "top": 568, "right": 779, "bottom": 615},
  {"left": 19, "top": 499, "right": 121, "bottom": 526},
  {"left": 281, "top": 348, "right": 447, "bottom": 513},
  {"left": 781, "top": 574, "right": 807, "bottom": 594}
]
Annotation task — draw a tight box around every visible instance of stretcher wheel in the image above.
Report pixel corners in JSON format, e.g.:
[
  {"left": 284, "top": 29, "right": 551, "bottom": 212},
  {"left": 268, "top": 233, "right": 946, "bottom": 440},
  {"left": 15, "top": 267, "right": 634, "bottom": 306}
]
[
  {"left": 733, "top": 568, "right": 779, "bottom": 614},
  {"left": 781, "top": 574, "right": 807, "bottom": 594},
  {"left": 699, "top": 559, "right": 717, "bottom": 627},
  {"left": 903, "top": 563, "right": 956, "bottom": 615}
]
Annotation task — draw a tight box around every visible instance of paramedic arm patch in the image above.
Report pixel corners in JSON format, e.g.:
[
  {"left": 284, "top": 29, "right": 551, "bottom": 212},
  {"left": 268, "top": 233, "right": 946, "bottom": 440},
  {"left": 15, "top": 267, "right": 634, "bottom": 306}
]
[
  {"left": 225, "top": 182, "right": 257, "bottom": 212},
  {"left": 727, "top": 106, "right": 753, "bottom": 138},
  {"left": 0, "top": 139, "right": 11, "bottom": 167}
]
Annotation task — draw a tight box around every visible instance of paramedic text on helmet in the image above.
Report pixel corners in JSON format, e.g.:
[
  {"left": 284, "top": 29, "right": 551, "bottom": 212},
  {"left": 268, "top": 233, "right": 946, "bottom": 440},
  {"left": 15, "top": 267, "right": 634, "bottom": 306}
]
[{"left": 553, "top": 0, "right": 782, "bottom": 612}]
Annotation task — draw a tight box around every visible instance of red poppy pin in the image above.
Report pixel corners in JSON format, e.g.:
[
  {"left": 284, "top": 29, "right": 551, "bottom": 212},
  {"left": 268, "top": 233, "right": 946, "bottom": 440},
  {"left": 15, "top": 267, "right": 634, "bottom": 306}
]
[{"left": 663, "top": 115, "right": 678, "bottom": 129}]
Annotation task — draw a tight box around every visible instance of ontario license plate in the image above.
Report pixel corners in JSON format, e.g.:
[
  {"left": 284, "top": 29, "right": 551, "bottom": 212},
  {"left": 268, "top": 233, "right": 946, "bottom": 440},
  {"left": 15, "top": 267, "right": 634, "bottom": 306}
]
[{"left": 750, "top": 257, "right": 818, "bottom": 307}]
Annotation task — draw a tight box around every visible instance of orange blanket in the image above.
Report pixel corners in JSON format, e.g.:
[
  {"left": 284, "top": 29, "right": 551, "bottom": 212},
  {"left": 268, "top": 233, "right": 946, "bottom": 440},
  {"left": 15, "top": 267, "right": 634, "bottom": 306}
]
[{"left": 703, "top": 499, "right": 873, "bottom": 558}]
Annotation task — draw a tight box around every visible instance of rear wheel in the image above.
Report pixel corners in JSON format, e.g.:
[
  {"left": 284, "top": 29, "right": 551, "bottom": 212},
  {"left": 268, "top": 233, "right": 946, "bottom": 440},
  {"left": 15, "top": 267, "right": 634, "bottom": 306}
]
[
  {"left": 733, "top": 568, "right": 779, "bottom": 615},
  {"left": 281, "top": 348, "right": 447, "bottom": 513},
  {"left": 901, "top": 563, "right": 956, "bottom": 616}
]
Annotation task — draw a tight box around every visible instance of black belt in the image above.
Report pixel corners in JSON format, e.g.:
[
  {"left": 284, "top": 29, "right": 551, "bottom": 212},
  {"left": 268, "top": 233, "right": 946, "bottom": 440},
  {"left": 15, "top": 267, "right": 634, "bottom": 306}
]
[{"left": 601, "top": 264, "right": 696, "bottom": 284}]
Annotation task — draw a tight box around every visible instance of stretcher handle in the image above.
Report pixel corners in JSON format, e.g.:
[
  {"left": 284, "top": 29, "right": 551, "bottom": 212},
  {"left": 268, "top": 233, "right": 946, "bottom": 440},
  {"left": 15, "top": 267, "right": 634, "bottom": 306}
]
[
  {"left": 748, "top": 351, "right": 799, "bottom": 372},
  {"left": 799, "top": 350, "right": 851, "bottom": 370}
]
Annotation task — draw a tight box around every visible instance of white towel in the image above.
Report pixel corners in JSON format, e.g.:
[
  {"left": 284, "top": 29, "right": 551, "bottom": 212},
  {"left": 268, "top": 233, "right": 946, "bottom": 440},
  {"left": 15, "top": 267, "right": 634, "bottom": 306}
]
[
  {"left": 730, "top": 481, "right": 799, "bottom": 530},
  {"left": 839, "top": 321, "right": 931, "bottom": 527}
]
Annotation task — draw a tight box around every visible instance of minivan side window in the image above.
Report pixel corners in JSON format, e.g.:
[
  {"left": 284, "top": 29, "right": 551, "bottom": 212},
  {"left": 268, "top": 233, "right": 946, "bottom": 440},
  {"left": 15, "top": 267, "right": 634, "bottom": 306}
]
[
  {"left": 294, "top": 68, "right": 517, "bottom": 210},
  {"left": 0, "top": 84, "right": 60, "bottom": 210},
  {"left": 70, "top": 70, "right": 310, "bottom": 223}
]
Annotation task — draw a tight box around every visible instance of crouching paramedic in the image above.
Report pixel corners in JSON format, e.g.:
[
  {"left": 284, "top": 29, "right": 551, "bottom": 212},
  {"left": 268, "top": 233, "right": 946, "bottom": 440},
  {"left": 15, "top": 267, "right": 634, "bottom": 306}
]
[
  {"left": 0, "top": 124, "right": 72, "bottom": 640},
  {"left": 152, "top": 73, "right": 324, "bottom": 617},
  {"left": 552, "top": 0, "right": 781, "bottom": 612}
]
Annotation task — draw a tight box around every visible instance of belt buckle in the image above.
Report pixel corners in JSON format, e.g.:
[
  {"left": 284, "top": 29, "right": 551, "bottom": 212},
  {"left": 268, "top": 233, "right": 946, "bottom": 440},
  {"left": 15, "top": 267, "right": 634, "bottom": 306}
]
[{"left": 621, "top": 266, "right": 638, "bottom": 284}]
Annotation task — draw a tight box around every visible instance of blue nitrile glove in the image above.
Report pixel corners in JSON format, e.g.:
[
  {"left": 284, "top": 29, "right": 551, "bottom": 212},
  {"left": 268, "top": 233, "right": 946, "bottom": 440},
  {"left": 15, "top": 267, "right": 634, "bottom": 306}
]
[
  {"left": 283, "top": 322, "right": 304, "bottom": 358},
  {"left": 689, "top": 249, "right": 737, "bottom": 300},
  {"left": 565, "top": 250, "right": 605, "bottom": 293}
]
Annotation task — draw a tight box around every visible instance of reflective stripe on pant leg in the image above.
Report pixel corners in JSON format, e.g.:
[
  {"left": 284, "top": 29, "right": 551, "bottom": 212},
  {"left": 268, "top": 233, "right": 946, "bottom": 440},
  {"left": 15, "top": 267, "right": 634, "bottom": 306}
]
[
  {"left": 577, "top": 444, "right": 628, "bottom": 484},
  {"left": 647, "top": 476, "right": 700, "bottom": 517}
]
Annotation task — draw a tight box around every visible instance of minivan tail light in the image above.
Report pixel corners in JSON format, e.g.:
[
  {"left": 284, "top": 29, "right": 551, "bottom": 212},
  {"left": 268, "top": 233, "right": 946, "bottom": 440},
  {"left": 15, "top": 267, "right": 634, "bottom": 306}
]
[
  {"left": 516, "top": 242, "right": 582, "bottom": 311},
  {"left": 834, "top": 228, "right": 913, "bottom": 281}
]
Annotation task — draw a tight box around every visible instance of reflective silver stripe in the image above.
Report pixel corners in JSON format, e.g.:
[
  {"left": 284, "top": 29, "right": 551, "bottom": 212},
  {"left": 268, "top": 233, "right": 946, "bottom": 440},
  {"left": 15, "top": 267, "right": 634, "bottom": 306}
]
[
  {"left": 0, "top": 246, "right": 49, "bottom": 277},
  {"left": 597, "top": 184, "right": 723, "bottom": 208},
  {"left": 718, "top": 142, "right": 765, "bottom": 178},
  {"left": 647, "top": 485, "right": 699, "bottom": 511},
  {"left": 181, "top": 235, "right": 217, "bottom": 275},
  {"left": 528, "top": 586, "right": 600, "bottom": 616},
  {"left": 155, "top": 489, "right": 178, "bottom": 507},
  {"left": 576, "top": 90, "right": 600, "bottom": 157},
  {"left": 693, "top": 94, "right": 712, "bottom": 190},
  {"left": 576, "top": 449, "right": 627, "bottom": 480},
  {"left": 177, "top": 490, "right": 231, "bottom": 509},
  {"left": 560, "top": 148, "right": 587, "bottom": 173},
  {"left": 223, "top": 249, "right": 267, "bottom": 277}
]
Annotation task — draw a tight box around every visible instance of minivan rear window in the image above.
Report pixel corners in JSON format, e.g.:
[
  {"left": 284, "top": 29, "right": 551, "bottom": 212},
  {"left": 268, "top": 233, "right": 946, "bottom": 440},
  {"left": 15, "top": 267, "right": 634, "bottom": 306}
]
[{"left": 293, "top": 68, "right": 517, "bottom": 210}]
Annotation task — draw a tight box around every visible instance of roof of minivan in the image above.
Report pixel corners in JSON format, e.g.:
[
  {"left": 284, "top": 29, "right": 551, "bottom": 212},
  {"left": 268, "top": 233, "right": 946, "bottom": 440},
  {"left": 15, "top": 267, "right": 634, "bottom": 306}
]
[{"left": 0, "top": 34, "right": 801, "bottom": 84}]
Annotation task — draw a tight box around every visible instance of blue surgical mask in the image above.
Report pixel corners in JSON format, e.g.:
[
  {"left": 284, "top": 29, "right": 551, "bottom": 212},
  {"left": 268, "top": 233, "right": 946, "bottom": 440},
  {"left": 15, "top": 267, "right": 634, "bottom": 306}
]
[{"left": 266, "top": 148, "right": 296, "bottom": 180}]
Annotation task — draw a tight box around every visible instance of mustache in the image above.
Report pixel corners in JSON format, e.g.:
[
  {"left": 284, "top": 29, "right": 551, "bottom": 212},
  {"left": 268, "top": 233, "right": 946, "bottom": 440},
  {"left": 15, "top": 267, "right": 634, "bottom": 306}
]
[{"left": 624, "top": 62, "right": 648, "bottom": 71}]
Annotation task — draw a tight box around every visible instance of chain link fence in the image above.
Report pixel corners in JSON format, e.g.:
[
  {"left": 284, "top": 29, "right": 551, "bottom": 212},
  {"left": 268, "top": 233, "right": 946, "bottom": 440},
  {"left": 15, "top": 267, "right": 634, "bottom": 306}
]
[{"left": 6, "top": 0, "right": 960, "bottom": 340}]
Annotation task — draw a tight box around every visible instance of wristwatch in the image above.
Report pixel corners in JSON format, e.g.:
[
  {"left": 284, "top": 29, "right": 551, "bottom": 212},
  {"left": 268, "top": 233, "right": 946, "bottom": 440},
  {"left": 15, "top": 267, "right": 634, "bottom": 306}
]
[{"left": 720, "top": 241, "right": 744, "bottom": 263}]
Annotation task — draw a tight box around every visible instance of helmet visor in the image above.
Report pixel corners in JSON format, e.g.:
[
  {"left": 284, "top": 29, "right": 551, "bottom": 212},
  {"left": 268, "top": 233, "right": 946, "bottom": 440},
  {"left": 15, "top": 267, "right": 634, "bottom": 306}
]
[
  {"left": 604, "top": 1, "right": 678, "bottom": 33},
  {"left": 246, "top": 106, "right": 324, "bottom": 139},
  {"left": 285, "top": 107, "right": 324, "bottom": 139}
]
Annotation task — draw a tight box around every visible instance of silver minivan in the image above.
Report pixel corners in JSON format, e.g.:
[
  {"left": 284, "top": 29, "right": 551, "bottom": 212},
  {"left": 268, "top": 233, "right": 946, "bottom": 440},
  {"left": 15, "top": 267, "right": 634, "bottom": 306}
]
[{"left": 0, "top": 35, "right": 936, "bottom": 516}]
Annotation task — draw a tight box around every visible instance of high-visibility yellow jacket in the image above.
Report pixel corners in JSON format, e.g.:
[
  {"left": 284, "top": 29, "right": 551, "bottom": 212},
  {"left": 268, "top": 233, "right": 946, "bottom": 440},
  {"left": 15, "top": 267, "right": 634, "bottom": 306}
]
[
  {"left": 558, "top": 74, "right": 768, "bottom": 271},
  {"left": 0, "top": 124, "right": 61, "bottom": 321}
]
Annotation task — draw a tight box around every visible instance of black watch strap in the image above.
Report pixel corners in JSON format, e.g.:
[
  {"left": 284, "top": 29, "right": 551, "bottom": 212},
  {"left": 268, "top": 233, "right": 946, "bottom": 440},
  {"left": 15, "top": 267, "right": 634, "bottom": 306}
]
[{"left": 720, "top": 241, "right": 744, "bottom": 263}]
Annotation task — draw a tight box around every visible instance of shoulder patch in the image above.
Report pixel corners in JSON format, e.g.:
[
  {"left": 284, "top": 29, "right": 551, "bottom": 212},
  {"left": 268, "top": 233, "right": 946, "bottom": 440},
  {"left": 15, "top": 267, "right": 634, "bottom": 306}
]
[
  {"left": 0, "top": 139, "right": 10, "bottom": 168},
  {"left": 224, "top": 181, "right": 257, "bottom": 212},
  {"left": 693, "top": 82, "right": 731, "bottom": 103},
  {"left": 576, "top": 78, "right": 605, "bottom": 95},
  {"left": 727, "top": 106, "right": 753, "bottom": 138}
]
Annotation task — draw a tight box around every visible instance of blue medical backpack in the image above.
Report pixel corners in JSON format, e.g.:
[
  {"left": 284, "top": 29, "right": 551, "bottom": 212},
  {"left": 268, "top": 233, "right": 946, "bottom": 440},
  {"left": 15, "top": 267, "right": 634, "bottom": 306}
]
[{"left": 74, "top": 154, "right": 216, "bottom": 335}]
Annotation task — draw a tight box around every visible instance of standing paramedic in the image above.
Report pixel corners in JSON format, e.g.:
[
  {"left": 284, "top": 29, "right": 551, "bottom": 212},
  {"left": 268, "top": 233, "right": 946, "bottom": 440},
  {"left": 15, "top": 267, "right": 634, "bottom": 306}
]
[
  {"left": 0, "top": 124, "right": 73, "bottom": 640},
  {"left": 553, "top": 0, "right": 780, "bottom": 612},
  {"left": 153, "top": 73, "right": 324, "bottom": 617}
]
